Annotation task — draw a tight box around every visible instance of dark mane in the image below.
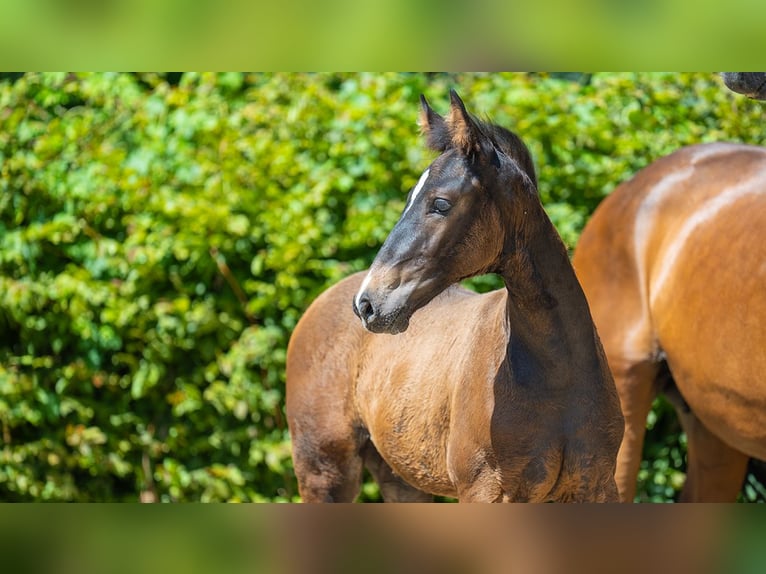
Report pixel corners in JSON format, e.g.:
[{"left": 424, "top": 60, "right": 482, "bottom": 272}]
[
  {"left": 475, "top": 116, "right": 538, "bottom": 189},
  {"left": 419, "top": 92, "right": 538, "bottom": 189}
]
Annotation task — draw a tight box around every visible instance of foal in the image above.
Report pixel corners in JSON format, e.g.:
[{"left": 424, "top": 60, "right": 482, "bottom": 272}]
[{"left": 286, "top": 91, "right": 623, "bottom": 502}]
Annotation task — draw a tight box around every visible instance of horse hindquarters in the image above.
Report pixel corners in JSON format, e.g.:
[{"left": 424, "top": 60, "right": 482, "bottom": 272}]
[
  {"left": 286, "top": 275, "right": 369, "bottom": 502},
  {"left": 286, "top": 365, "right": 366, "bottom": 501}
]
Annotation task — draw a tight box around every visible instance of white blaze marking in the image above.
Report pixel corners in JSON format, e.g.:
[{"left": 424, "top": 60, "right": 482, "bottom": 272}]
[
  {"left": 403, "top": 168, "right": 430, "bottom": 214},
  {"left": 355, "top": 167, "right": 430, "bottom": 313},
  {"left": 355, "top": 271, "right": 373, "bottom": 310}
]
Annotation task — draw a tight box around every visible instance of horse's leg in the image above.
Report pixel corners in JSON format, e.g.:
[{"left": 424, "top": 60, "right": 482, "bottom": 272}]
[
  {"left": 361, "top": 442, "right": 434, "bottom": 502},
  {"left": 589, "top": 476, "right": 620, "bottom": 503},
  {"left": 554, "top": 477, "right": 620, "bottom": 503},
  {"left": 612, "top": 360, "right": 661, "bottom": 503},
  {"left": 676, "top": 408, "right": 749, "bottom": 502},
  {"left": 455, "top": 470, "right": 504, "bottom": 502},
  {"left": 291, "top": 425, "right": 366, "bottom": 502},
  {"left": 288, "top": 371, "right": 365, "bottom": 502}
]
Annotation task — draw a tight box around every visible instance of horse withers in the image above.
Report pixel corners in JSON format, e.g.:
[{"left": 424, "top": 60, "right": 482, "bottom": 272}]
[
  {"left": 286, "top": 91, "right": 624, "bottom": 502},
  {"left": 573, "top": 142, "right": 766, "bottom": 502}
]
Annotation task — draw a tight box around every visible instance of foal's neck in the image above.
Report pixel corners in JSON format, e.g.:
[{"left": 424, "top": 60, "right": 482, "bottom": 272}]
[{"left": 498, "top": 195, "right": 600, "bottom": 385}]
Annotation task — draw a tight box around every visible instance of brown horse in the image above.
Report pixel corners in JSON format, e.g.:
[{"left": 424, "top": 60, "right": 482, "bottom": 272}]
[
  {"left": 285, "top": 91, "right": 623, "bottom": 502},
  {"left": 573, "top": 142, "right": 766, "bottom": 502}
]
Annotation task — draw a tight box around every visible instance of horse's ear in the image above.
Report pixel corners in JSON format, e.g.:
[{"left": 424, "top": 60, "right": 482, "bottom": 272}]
[
  {"left": 447, "top": 90, "right": 497, "bottom": 165},
  {"left": 419, "top": 95, "right": 450, "bottom": 151}
]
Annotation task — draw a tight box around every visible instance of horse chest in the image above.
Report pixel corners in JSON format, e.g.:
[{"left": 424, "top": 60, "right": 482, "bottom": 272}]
[{"left": 355, "top": 337, "right": 504, "bottom": 495}]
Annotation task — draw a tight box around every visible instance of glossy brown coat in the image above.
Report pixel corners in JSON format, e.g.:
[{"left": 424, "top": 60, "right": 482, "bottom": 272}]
[
  {"left": 286, "top": 92, "right": 623, "bottom": 502},
  {"left": 573, "top": 142, "right": 766, "bottom": 502}
]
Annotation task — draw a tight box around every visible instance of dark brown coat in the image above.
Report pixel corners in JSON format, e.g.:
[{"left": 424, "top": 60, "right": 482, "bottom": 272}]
[{"left": 286, "top": 92, "right": 623, "bottom": 502}]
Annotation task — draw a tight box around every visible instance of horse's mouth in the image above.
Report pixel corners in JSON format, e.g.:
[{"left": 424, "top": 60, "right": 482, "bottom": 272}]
[
  {"left": 360, "top": 308, "right": 411, "bottom": 335},
  {"left": 353, "top": 275, "right": 443, "bottom": 335}
]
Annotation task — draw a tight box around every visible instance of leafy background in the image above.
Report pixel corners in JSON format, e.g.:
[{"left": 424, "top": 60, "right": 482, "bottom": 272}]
[{"left": 1, "top": 72, "right": 764, "bottom": 502}]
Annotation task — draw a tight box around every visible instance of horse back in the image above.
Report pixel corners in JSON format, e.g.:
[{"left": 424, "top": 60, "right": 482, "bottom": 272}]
[{"left": 574, "top": 142, "right": 766, "bottom": 456}]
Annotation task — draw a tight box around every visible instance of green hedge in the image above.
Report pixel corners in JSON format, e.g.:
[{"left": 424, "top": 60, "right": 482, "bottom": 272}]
[{"left": 1, "top": 72, "right": 763, "bottom": 501}]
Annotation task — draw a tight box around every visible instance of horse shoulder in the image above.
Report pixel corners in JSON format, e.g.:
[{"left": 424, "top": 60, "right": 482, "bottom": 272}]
[{"left": 286, "top": 272, "right": 369, "bottom": 428}]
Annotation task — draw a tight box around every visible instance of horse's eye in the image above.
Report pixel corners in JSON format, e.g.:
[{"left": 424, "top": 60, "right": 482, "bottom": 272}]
[{"left": 432, "top": 198, "right": 452, "bottom": 214}]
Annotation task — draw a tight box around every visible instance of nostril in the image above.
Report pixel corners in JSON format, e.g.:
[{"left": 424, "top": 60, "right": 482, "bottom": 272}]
[{"left": 355, "top": 294, "right": 375, "bottom": 322}]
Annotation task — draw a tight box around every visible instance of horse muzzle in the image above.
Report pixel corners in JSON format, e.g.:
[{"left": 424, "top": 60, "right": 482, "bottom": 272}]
[{"left": 352, "top": 291, "right": 411, "bottom": 334}]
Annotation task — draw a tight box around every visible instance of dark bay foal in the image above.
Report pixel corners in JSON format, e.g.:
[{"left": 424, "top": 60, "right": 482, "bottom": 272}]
[{"left": 286, "top": 91, "right": 623, "bottom": 502}]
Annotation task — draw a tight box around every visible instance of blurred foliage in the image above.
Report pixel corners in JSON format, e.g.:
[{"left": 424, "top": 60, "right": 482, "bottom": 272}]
[
  {"left": 0, "top": 1, "right": 765, "bottom": 70},
  {"left": 0, "top": 72, "right": 764, "bottom": 502}
]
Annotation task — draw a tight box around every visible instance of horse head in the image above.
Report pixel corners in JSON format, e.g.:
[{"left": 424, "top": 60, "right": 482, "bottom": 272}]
[
  {"left": 352, "top": 90, "right": 537, "bottom": 334},
  {"left": 721, "top": 73, "right": 766, "bottom": 100}
]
